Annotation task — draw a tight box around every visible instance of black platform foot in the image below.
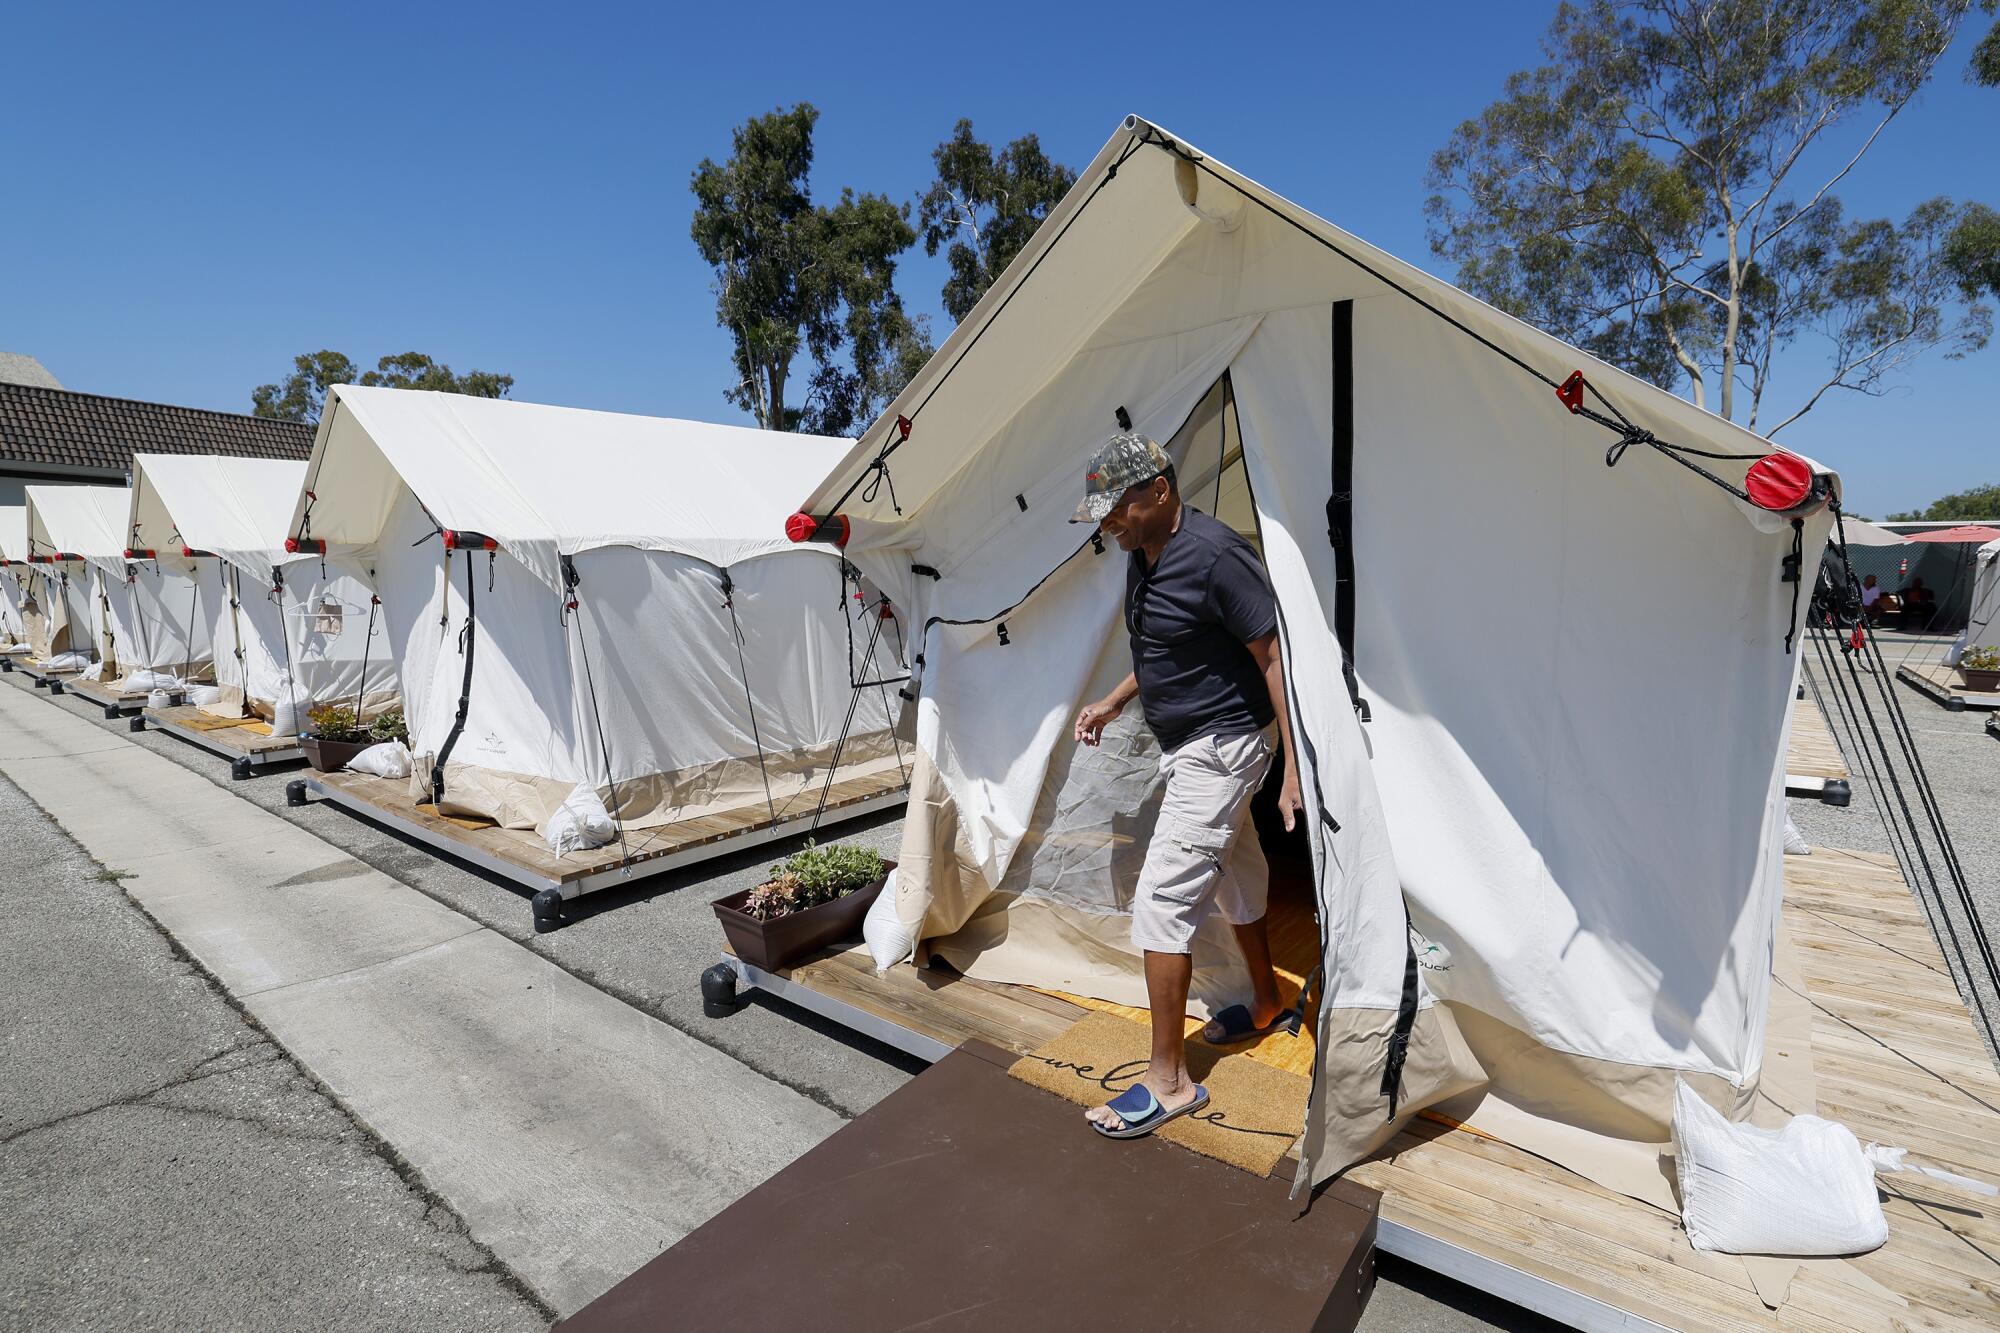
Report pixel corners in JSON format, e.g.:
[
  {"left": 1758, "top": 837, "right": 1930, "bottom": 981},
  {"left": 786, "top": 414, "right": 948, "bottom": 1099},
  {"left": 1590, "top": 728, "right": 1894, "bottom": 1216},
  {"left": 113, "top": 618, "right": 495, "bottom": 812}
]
[
  {"left": 230, "top": 756, "right": 255, "bottom": 782},
  {"left": 128, "top": 715, "right": 145, "bottom": 733},
  {"left": 284, "top": 778, "right": 308, "bottom": 806},
  {"left": 532, "top": 889, "right": 566, "bottom": 933},
  {"left": 48, "top": 680, "right": 64, "bottom": 695},
  {"left": 1987, "top": 716, "right": 1999, "bottom": 743},
  {"left": 32, "top": 676, "right": 48, "bottom": 689},
  {"left": 701, "top": 962, "right": 740, "bottom": 1018},
  {"left": 1820, "top": 777, "right": 1852, "bottom": 808},
  {"left": 1, "top": 657, "right": 12, "bottom": 672},
  {"left": 102, "top": 703, "right": 120, "bottom": 719}
]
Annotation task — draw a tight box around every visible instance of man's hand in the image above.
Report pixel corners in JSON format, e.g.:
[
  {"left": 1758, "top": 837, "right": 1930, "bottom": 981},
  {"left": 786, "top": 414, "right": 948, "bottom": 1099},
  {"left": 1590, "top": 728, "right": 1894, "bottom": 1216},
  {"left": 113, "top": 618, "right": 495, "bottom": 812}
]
[
  {"left": 1074, "top": 696, "right": 1124, "bottom": 746},
  {"left": 1277, "top": 767, "right": 1304, "bottom": 832}
]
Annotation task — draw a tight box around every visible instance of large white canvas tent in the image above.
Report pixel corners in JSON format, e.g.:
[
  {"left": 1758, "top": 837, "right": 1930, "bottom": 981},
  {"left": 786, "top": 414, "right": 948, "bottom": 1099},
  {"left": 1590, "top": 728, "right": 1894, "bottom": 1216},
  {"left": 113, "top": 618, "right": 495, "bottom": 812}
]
[
  {"left": 1971, "top": 538, "right": 2000, "bottom": 655},
  {"left": 128, "top": 454, "right": 397, "bottom": 722},
  {"left": 287, "top": 386, "right": 906, "bottom": 902},
  {"left": 789, "top": 117, "right": 1836, "bottom": 1194},
  {"left": 25, "top": 484, "right": 221, "bottom": 682},
  {"left": 0, "top": 505, "right": 31, "bottom": 651}
]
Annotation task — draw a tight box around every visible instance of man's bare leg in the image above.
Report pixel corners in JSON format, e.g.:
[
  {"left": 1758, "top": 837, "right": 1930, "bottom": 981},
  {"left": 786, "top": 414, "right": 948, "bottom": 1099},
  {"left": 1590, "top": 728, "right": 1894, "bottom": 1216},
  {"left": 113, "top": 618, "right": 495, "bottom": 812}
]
[
  {"left": 1201, "top": 915, "right": 1286, "bottom": 1042},
  {"left": 1085, "top": 950, "right": 1202, "bottom": 1130}
]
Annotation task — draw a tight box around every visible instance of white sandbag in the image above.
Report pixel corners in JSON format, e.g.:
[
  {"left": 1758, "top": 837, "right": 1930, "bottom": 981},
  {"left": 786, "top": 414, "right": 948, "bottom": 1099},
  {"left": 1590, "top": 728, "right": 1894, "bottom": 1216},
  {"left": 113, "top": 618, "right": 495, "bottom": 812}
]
[
  {"left": 78, "top": 661, "right": 104, "bottom": 681},
  {"left": 1672, "top": 1078, "right": 1886, "bottom": 1255},
  {"left": 1782, "top": 816, "right": 1811, "bottom": 856},
  {"left": 863, "top": 867, "right": 913, "bottom": 972},
  {"left": 345, "top": 742, "right": 412, "bottom": 779},
  {"left": 188, "top": 685, "right": 222, "bottom": 706},
  {"left": 147, "top": 689, "right": 173, "bottom": 711},
  {"left": 544, "top": 783, "right": 616, "bottom": 856},
  {"left": 269, "top": 679, "right": 306, "bottom": 738},
  {"left": 124, "top": 670, "right": 182, "bottom": 691},
  {"left": 47, "top": 652, "right": 92, "bottom": 672}
]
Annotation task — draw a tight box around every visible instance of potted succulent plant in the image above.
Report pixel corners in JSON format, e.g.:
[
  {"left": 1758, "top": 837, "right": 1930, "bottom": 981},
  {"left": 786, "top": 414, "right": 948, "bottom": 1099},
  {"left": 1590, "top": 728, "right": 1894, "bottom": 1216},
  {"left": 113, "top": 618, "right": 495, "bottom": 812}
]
[
  {"left": 300, "top": 704, "right": 407, "bottom": 772},
  {"left": 1959, "top": 646, "right": 2000, "bottom": 694},
  {"left": 711, "top": 842, "right": 892, "bottom": 971}
]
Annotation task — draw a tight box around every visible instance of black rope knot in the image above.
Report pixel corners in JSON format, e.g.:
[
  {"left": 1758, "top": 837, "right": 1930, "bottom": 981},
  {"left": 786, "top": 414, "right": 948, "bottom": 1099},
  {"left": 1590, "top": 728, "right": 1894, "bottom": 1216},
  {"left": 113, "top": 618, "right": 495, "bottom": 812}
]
[
  {"left": 858, "top": 454, "right": 901, "bottom": 515},
  {"left": 1603, "top": 425, "right": 1657, "bottom": 470}
]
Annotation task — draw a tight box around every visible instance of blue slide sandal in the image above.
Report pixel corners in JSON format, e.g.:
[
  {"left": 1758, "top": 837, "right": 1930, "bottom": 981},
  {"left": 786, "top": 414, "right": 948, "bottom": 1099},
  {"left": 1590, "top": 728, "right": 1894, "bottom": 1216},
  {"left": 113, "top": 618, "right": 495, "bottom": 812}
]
[
  {"left": 1090, "top": 1083, "right": 1211, "bottom": 1140},
  {"left": 1200, "top": 1004, "right": 1300, "bottom": 1046}
]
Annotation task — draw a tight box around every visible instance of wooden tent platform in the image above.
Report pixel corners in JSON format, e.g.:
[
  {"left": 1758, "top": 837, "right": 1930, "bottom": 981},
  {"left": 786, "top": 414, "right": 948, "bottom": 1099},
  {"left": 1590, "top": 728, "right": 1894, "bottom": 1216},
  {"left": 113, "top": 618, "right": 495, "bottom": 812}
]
[
  {"left": 63, "top": 675, "right": 167, "bottom": 715},
  {"left": 561, "top": 1042, "right": 1381, "bottom": 1333},
  {"left": 1898, "top": 661, "right": 2000, "bottom": 712},
  {"left": 142, "top": 704, "right": 303, "bottom": 770},
  {"left": 1784, "top": 693, "right": 1849, "bottom": 807},
  {"left": 723, "top": 848, "right": 2000, "bottom": 1331},
  {"left": 303, "top": 760, "right": 909, "bottom": 907}
]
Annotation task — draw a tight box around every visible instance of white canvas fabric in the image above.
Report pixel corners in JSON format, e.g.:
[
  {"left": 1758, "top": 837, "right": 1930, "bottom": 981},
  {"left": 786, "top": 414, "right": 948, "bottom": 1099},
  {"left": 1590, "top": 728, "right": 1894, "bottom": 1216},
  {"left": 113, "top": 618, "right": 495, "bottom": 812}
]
[
  {"left": 1970, "top": 539, "right": 2000, "bottom": 655},
  {"left": 0, "top": 506, "right": 29, "bottom": 645},
  {"left": 792, "top": 117, "right": 1835, "bottom": 1191},
  {"left": 26, "top": 484, "right": 219, "bottom": 681},
  {"left": 295, "top": 388, "right": 902, "bottom": 838},
  {"left": 129, "top": 455, "right": 395, "bottom": 717}
]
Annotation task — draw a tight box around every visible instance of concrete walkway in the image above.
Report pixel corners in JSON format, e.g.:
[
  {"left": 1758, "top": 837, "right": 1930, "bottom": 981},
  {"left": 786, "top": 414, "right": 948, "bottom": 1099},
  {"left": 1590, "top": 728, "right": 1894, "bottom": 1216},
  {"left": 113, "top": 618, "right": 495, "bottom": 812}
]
[
  {"left": 0, "top": 685, "right": 842, "bottom": 1315},
  {"left": 0, "top": 767, "right": 546, "bottom": 1332}
]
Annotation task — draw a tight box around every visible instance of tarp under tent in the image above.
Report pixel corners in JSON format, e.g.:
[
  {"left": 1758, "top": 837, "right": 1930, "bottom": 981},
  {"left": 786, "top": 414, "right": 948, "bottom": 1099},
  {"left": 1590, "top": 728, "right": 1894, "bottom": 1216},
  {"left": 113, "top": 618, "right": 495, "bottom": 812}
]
[
  {"left": 128, "top": 454, "right": 397, "bottom": 723},
  {"left": 0, "top": 505, "right": 32, "bottom": 651},
  {"left": 25, "top": 483, "right": 220, "bottom": 686},
  {"left": 1971, "top": 538, "right": 2000, "bottom": 655},
  {"left": 788, "top": 117, "right": 1837, "bottom": 1197},
  {"left": 286, "top": 386, "right": 906, "bottom": 878}
]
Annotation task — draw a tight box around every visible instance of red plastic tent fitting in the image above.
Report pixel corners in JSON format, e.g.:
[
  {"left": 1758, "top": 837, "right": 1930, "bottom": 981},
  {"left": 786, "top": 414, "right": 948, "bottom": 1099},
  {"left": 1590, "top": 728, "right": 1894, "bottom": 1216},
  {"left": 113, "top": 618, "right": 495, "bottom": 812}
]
[
  {"left": 1556, "top": 371, "right": 1587, "bottom": 414},
  {"left": 181, "top": 547, "right": 213, "bottom": 559},
  {"left": 284, "top": 537, "right": 325, "bottom": 555},
  {"left": 1744, "top": 453, "right": 1828, "bottom": 516},
  {"left": 442, "top": 530, "right": 498, "bottom": 552},
  {"left": 785, "top": 512, "right": 851, "bottom": 547},
  {"left": 124, "top": 548, "right": 155, "bottom": 560}
]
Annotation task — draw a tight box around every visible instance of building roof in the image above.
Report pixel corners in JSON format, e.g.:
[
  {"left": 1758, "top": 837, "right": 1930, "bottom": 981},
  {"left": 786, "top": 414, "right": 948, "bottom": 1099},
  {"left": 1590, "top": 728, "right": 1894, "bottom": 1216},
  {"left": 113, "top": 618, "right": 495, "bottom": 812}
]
[
  {"left": 0, "top": 352, "right": 63, "bottom": 390},
  {"left": 0, "top": 382, "right": 313, "bottom": 476}
]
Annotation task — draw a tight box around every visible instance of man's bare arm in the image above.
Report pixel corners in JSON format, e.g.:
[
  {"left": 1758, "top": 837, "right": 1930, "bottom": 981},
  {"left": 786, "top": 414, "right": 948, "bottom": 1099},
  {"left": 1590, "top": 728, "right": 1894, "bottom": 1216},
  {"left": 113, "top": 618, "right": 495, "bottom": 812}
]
[{"left": 1247, "top": 633, "right": 1303, "bottom": 830}]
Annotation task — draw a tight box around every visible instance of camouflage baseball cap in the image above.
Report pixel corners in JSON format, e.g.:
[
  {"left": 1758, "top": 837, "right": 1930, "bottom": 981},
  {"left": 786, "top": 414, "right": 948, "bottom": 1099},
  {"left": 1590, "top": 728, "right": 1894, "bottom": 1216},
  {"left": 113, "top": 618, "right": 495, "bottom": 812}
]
[{"left": 1071, "top": 431, "right": 1172, "bottom": 523}]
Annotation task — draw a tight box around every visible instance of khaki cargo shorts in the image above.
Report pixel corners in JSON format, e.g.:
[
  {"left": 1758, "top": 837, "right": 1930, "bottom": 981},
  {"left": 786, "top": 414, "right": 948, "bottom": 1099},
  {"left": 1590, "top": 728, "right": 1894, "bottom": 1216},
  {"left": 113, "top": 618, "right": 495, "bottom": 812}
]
[{"left": 1130, "top": 726, "right": 1275, "bottom": 955}]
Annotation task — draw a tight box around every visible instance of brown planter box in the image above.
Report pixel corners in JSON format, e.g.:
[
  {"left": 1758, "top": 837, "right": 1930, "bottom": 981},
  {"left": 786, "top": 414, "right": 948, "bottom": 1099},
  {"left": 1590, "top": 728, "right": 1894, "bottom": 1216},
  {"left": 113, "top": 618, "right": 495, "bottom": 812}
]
[
  {"left": 712, "top": 863, "right": 893, "bottom": 972},
  {"left": 300, "top": 736, "right": 375, "bottom": 772},
  {"left": 1959, "top": 667, "right": 2000, "bottom": 693}
]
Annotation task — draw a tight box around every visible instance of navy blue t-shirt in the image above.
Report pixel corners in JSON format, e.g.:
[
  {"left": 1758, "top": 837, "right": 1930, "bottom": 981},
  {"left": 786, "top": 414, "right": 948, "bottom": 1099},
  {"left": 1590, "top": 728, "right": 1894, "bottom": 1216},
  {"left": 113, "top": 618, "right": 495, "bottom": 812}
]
[{"left": 1125, "top": 507, "right": 1279, "bottom": 752}]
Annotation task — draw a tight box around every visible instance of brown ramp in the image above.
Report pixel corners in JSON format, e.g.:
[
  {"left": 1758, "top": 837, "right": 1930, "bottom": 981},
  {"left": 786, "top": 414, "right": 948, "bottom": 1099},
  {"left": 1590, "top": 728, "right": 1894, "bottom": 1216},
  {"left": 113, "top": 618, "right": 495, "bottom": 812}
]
[{"left": 562, "top": 1042, "right": 1380, "bottom": 1332}]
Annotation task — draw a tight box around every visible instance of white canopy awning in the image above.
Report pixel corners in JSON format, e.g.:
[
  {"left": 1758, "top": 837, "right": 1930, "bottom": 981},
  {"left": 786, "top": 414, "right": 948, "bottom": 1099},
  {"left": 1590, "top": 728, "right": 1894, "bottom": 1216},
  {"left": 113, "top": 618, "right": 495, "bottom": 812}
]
[
  {"left": 130, "top": 455, "right": 309, "bottom": 585},
  {"left": 25, "top": 485, "right": 131, "bottom": 574},
  {"left": 0, "top": 506, "right": 27, "bottom": 563},
  {"left": 293, "top": 387, "right": 858, "bottom": 591}
]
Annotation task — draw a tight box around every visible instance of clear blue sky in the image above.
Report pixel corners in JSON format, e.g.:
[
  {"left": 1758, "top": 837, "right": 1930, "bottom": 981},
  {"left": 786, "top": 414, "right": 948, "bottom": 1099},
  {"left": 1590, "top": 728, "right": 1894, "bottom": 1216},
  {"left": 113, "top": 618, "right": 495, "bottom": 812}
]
[{"left": 4, "top": 2, "right": 1994, "bottom": 516}]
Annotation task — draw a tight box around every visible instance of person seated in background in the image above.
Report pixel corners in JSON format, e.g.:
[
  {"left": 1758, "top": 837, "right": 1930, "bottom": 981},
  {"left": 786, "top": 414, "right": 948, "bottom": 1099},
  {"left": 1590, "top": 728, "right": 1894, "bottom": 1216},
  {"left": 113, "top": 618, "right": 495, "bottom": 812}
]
[
  {"left": 1898, "top": 577, "right": 1935, "bottom": 629},
  {"left": 1861, "top": 575, "right": 1883, "bottom": 624}
]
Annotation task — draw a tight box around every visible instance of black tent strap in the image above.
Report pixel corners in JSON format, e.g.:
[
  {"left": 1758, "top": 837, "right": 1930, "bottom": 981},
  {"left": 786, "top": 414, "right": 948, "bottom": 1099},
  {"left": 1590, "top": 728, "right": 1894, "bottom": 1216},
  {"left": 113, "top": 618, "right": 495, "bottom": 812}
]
[{"left": 431, "top": 550, "right": 477, "bottom": 807}]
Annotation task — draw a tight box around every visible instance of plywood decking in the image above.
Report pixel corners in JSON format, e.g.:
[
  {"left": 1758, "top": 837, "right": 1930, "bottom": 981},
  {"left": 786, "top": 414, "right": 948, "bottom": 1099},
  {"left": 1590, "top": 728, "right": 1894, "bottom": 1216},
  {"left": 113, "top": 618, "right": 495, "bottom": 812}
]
[
  {"left": 144, "top": 705, "right": 302, "bottom": 762},
  {"left": 63, "top": 675, "right": 157, "bottom": 712},
  {"left": 737, "top": 848, "right": 2000, "bottom": 1331},
  {"left": 1898, "top": 661, "right": 2000, "bottom": 711},
  {"left": 311, "top": 760, "right": 910, "bottom": 892},
  {"left": 1786, "top": 693, "right": 1848, "bottom": 782}
]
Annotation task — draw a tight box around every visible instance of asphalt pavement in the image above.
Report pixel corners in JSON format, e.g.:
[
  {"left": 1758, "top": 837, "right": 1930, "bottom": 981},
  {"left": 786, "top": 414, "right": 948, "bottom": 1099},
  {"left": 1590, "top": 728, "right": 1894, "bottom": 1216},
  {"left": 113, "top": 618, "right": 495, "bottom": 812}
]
[{"left": 0, "top": 764, "right": 547, "bottom": 1333}]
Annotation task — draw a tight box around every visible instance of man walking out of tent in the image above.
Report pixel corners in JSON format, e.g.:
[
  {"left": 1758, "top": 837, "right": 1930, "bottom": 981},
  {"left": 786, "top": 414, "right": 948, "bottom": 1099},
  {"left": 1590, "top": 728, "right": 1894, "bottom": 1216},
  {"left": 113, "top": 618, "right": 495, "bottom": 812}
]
[{"left": 1071, "top": 432, "right": 1303, "bottom": 1139}]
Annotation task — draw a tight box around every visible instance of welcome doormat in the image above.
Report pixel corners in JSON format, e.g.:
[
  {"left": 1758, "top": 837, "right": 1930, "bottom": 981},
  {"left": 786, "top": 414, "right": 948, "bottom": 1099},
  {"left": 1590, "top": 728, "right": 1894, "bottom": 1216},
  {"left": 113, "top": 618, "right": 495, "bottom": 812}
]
[{"left": 1008, "top": 1011, "right": 1309, "bottom": 1177}]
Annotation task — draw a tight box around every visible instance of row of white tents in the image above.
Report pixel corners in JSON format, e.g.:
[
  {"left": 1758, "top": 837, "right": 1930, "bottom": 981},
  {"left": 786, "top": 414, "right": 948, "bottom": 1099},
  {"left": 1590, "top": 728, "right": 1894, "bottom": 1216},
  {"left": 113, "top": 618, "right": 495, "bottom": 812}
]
[
  {"left": 2, "top": 118, "right": 1946, "bottom": 1295},
  {"left": 1, "top": 389, "right": 900, "bottom": 861}
]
